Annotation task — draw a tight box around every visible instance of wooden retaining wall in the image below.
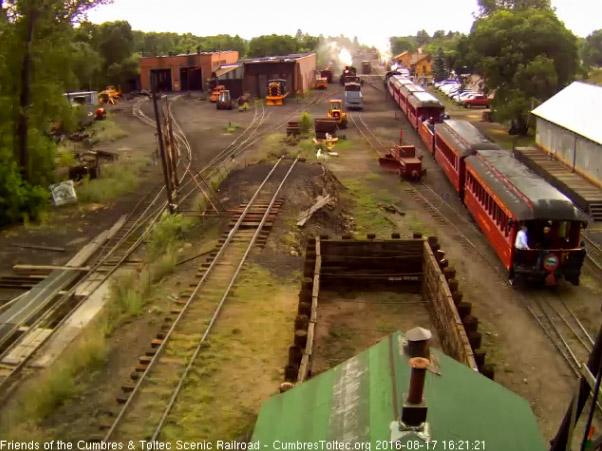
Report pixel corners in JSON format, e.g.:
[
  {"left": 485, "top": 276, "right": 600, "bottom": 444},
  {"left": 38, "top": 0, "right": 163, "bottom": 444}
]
[
  {"left": 283, "top": 234, "right": 494, "bottom": 389},
  {"left": 422, "top": 239, "right": 477, "bottom": 370}
]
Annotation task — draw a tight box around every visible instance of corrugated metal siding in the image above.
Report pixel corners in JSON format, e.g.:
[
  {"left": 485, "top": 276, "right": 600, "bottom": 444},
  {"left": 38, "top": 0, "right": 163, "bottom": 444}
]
[{"left": 536, "top": 118, "right": 602, "bottom": 185}]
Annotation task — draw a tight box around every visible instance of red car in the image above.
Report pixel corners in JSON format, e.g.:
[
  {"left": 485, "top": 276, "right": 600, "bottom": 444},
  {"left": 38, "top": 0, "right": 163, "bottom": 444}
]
[{"left": 463, "top": 94, "right": 489, "bottom": 108}]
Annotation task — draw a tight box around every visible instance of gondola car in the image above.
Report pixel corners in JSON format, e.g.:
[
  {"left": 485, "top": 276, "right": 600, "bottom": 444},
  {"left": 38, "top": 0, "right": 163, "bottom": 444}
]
[
  {"left": 464, "top": 149, "right": 587, "bottom": 285},
  {"left": 433, "top": 120, "right": 499, "bottom": 194},
  {"left": 406, "top": 92, "right": 444, "bottom": 130}
]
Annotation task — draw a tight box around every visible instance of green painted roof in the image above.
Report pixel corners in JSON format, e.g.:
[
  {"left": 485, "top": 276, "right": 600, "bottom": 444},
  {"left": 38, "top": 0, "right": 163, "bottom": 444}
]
[{"left": 252, "top": 331, "right": 546, "bottom": 450}]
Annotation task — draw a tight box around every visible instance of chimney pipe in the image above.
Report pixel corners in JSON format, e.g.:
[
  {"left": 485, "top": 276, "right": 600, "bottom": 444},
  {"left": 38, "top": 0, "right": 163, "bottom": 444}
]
[
  {"left": 406, "top": 327, "right": 432, "bottom": 359},
  {"left": 407, "top": 357, "right": 429, "bottom": 404}
]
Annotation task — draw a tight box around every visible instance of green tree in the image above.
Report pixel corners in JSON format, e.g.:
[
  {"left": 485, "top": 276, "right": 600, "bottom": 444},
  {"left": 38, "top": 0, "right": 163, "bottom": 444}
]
[
  {"left": 477, "top": 0, "right": 551, "bottom": 15},
  {"left": 468, "top": 9, "right": 579, "bottom": 134},
  {"left": 389, "top": 37, "right": 415, "bottom": 56},
  {"left": 432, "top": 48, "right": 447, "bottom": 81},
  {"left": 416, "top": 30, "right": 430, "bottom": 46},
  {"left": 581, "top": 29, "right": 602, "bottom": 69},
  {"left": 248, "top": 34, "right": 298, "bottom": 57}
]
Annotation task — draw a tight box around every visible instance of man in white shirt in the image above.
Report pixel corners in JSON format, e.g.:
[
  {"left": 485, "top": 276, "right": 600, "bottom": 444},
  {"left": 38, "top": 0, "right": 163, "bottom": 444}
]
[{"left": 515, "top": 225, "right": 530, "bottom": 250}]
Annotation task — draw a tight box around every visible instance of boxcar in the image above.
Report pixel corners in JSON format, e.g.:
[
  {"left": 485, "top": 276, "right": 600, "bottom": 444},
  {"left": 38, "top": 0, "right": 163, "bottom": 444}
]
[
  {"left": 407, "top": 91, "right": 444, "bottom": 130},
  {"left": 434, "top": 120, "right": 499, "bottom": 194},
  {"left": 464, "top": 149, "right": 587, "bottom": 285}
]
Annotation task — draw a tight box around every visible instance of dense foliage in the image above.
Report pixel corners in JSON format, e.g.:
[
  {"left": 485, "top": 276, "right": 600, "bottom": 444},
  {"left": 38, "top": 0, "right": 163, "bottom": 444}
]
[
  {"left": 466, "top": 9, "right": 580, "bottom": 133},
  {"left": 581, "top": 29, "right": 602, "bottom": 69}
]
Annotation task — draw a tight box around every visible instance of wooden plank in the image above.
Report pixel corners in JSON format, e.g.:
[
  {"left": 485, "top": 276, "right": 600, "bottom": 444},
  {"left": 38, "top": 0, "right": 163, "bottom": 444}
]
[
  {"left": 297, "top": 195, "right": 332, "bottom": 227},
  {"left": 13, "top": 264, "right": 92, "bottom": 273},
  {"left": 310, "top": 239, "right": 321, "bottom": 323},
  {"left": 9, "top": 243, "right": 65, "bottom": 252}
]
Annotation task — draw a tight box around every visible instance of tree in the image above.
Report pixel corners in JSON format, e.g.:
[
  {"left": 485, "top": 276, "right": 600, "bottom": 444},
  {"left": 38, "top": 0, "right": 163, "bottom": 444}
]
[
  {"left": 432, "top": 48, "right": 447, "bottom": 81},
  {"left": 248, "top": 34, "right": 298, "bottom": 57},
  {"left": 477, "top": 0, "right": 551, "bottom": 16},
  {"left": 467, "top": 9, "right": 579, "bottom": 134},
  {"left": 433, "top": 30, "right": 446, "bottom": 40},
  {"left": 416, "top": 29, "right": 430, "bottom": 46},
  {"left": 389, "top": 37, "right": 415, "bottom": 56},
  {"left": 581, "top": 29, "right": 602, "bottom": 69}
]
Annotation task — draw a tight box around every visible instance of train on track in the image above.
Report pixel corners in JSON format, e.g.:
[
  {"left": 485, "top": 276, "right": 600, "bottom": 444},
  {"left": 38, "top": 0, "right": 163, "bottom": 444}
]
[{"left": 385, "top": 72, "right": 588, "bottom": 286}]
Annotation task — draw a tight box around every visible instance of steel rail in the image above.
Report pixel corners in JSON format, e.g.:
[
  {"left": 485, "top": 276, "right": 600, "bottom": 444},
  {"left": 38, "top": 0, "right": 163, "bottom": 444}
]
[
  {"left": 150, "top": 157, "right": 299, "bottom": 440},
  {"left": 103, "top": 156, "right": 287, "bottom": 441}
]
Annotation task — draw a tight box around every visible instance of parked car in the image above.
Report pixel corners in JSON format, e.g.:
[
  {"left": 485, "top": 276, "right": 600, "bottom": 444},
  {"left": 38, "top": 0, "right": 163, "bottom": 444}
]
[
  {"left": 453, "top": 91, "right": 478, "bottom": 103},
  {"left": 440, "top": 84, "right": 460, "bottom": 94},
  {"left": 462, "top": 94, "right": 490, "bottom": 108}
]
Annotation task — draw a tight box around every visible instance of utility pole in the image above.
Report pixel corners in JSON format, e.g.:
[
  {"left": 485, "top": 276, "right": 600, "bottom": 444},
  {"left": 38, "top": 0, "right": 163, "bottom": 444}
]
[{"left": 151, "top": 89, "right": 176, "bottom": 214}]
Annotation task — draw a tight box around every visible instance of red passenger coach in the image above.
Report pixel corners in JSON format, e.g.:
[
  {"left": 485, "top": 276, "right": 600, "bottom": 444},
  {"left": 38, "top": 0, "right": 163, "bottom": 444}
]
[
  {"left": 407, "top": 92, "right": 444, "bottom": 129},
  {"left": 398, "top": 84, "right": 424, "bottom": 115},
  {"left": 464, "top": 150, "right": 587, "bottom": 285},
  {"left": 418, "top": 120, "right": 435, "bottom": 154},
  {"left": 434, "top": 120, "right": 499, "bottom": 195}
]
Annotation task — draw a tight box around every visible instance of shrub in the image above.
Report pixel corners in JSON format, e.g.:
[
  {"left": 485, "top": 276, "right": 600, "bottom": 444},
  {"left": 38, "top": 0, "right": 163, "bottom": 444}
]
[
  {"left": 147, "top": 213, "right": 196, "bottom": 259},
  {"left": 300, "top": 112, "right": 313, "bottom": 134}
]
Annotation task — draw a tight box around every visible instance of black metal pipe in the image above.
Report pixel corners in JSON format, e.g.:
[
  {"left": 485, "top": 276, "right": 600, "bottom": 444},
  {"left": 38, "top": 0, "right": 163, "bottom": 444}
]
[
  {"left": 550, "top": 323, "right": 602, "bottom": 451},
  {"left": 581, "top": 357, "right": 602, "bottom": 451}
]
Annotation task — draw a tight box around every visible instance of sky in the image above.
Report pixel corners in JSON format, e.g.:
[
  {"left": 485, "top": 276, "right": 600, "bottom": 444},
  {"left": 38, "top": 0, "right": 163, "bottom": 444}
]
[{"left": 86, "top": 0, "right": 602, "bottom": 53}]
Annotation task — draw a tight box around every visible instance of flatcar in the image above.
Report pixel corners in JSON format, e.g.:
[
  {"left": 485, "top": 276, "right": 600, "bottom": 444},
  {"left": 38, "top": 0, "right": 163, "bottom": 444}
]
[
  {"left": 406, "top": 92, "right": 444, "bottom": 130},
  {"left": 433, "top": 120, "right": 499, "bottom": 194},
  {"left": 464, "top": 149, "right": 587, "bottom": 285}
]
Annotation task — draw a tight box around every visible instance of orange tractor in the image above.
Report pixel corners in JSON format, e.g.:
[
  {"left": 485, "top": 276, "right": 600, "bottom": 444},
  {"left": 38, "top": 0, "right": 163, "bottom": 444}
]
[
  {"left": 266, "top": 79, "right": 289, "bottom": 106},
  {"left": 315, "top": 76, "right": 328, "bottom": 90}
]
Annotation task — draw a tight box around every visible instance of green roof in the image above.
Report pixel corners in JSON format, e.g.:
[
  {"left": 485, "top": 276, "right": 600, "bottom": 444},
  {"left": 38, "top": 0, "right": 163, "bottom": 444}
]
[{"left": 252, "top": 331, "right": 545, "bottom": 450}]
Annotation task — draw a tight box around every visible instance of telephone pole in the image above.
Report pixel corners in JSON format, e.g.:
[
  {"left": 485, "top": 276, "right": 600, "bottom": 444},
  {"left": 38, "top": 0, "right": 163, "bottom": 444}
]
[{"left": 151, "top": 89, "right": 176, "bottom": 214}]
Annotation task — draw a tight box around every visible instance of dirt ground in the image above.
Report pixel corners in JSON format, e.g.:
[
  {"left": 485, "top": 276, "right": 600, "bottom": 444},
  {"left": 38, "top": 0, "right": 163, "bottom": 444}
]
[{"left": 313, "top": 291, "right": 437, "bottom": 375}]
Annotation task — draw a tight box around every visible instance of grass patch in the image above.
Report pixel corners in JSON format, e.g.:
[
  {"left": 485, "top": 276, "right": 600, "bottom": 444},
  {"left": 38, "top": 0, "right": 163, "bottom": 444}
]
[
  {"left": 76, "top": 156, "right": 149, "bottom": 203},
  {"left": 340, "top": 176, "right": 398, "bottom": 236},
  {"left": 482, "top": 127, "right": 535, "bottom": 150},
  {"left": 225, "top": 122, "right": 240, "bottom": 133},
  {"left": 334, "top": 137, "right": 354, "bottom": 150},
  {"left": 55, "top": 142, "right": 77, "bottom": 168},
  {"left": 89, "top": 117, "right": 128, "bottom": 144},
  {"left": 147, "top": 212, "right": 196, "bottom": 259},
  {"left": 0, "top": 322, "right": 107, "bottom": 433}
]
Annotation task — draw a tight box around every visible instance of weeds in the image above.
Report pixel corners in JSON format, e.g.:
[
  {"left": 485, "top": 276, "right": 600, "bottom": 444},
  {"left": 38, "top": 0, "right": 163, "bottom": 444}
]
[
  {"left": 299, "top": 112, "right": 313, "bottom": 134},
  {"left": 225, "top": 122, "right": 240, "bottom": 133},
  {"left": 77, "top": 157, "right": 149, "bottom": 203},
  {"left": 89, "top": 118, "right": 128, "bottom": 144},
  {"left": 147, "top": 213, "right": 196, "bottom": 259}
]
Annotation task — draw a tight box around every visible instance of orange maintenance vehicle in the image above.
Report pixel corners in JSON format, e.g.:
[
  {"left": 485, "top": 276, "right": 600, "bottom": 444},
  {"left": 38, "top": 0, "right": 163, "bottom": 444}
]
[{"left": 210, "top": 85, "right": 226, "bottom": 102}]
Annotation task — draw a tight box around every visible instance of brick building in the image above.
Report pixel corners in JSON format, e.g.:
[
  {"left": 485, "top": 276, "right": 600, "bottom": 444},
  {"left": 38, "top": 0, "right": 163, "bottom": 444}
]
[{"left": 139, "top": 50, "right": 239, "bottom": 92}]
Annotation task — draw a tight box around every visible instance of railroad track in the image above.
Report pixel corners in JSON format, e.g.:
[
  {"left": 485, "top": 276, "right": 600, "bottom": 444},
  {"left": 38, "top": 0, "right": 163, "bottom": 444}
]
[
  {"left": 354, "top": 109, "right": 600, "bottom": 394},
  {"left": 103, "top": 156, "right": 298, "bottom": 441},
  {"left": 582, "top": 233, "right": 602, "bottom": 278}
]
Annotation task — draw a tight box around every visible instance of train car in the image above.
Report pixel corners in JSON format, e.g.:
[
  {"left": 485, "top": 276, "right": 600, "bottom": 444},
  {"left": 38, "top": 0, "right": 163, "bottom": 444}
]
[
  {"left": 464, "top": 149, "right": 587, "bottom": 285},
  {"left": 398, "top": 83, "right": 424, "bottom": 115},
  {"left": 387, "top": 75, "right": 412, "bottom": 105},
  {"left": 344, "top": 82, "right": 363, "bottom": 110},
  {"left": 406, "top": 92, "right": 444, "bottom": 129},
  {"left": 434, "top": 120, "right": 499, "bottom": 194}
]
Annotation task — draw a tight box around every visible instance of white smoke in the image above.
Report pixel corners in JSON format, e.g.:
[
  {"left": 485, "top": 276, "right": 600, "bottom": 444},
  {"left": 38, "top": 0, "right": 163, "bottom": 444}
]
[{"left": 338, "top": 48, "right": 352, "bottom": 66}]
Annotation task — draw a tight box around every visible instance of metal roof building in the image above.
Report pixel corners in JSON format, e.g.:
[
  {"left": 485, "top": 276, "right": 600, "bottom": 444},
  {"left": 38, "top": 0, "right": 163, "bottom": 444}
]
[
  {"left": 252, "top": 330, "right": 546, "bottom": 450},
  {"left": 531, "top": 81, "right": 602, "bottom": 188}
]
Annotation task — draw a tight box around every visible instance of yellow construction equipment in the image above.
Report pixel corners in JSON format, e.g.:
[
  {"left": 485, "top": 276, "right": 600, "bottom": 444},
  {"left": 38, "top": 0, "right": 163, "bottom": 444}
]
[
  {"left": 315, "top": 77, "right": 328, "bottom": 90},
  {"left": 216, "top": 90, "right": 233, "bottom": 110},
  {"left": 266, "top": 79, "right": 288, "bottom": 106},
  {"left": 210, "top": 85, "right": 226, "bottom": 102},
  {"left": 327, "top": 99, "right": 348, "bottom": 129},
  {"left": 98, "top": 86, "right": 122, "bottom": 105}
]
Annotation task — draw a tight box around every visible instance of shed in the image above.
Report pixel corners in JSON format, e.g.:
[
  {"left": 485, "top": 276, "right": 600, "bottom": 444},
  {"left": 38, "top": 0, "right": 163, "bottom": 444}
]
[
  {"left": 242, "top": 53, "right": 316, "bottom": 98},
  {"left": 252, "top": 330, "right": 546, "bottom": 450},
  {"left": 531, "top": 81, "right": 602, "bottom": 188}
]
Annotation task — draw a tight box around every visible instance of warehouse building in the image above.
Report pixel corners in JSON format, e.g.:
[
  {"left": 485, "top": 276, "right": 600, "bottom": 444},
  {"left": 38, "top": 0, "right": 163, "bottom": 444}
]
[
  {"left": 531, "top": 81, "right": 602, "bottom": 187},
  {"left": 241, "top": 53, "right": 316, "bottom": 98},
  {"left": 139, "top": 50, "right": 239, "bottom": 92}
]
